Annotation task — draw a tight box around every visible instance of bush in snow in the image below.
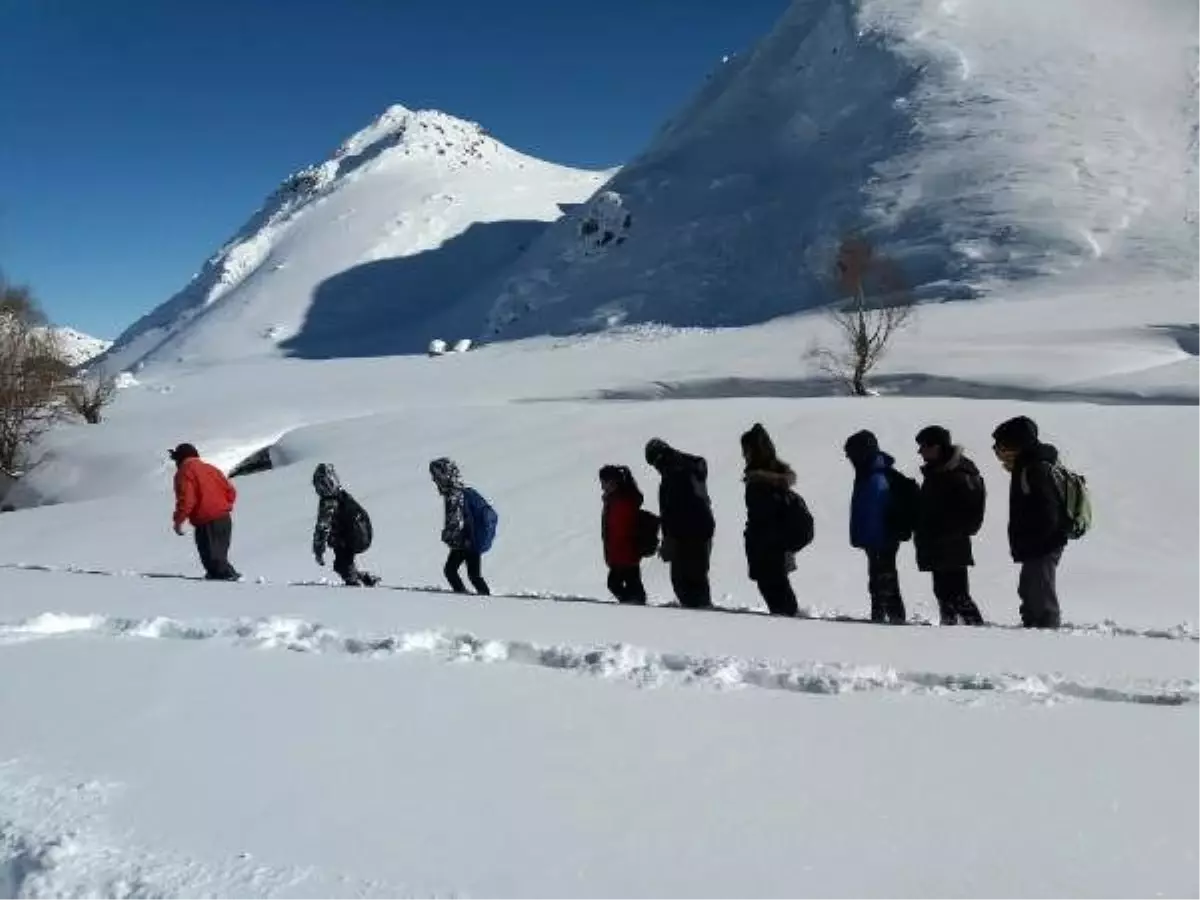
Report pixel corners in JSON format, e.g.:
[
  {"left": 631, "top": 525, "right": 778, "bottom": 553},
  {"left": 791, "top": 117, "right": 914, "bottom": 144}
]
[
  {"left": 0, "top": 275, "right": 73, "bottom": 470},
  {"left": 578, "top": 191, "right": 632, "bottom": 252},
  {"left": 806, "top": 236, "right": 915, "bottom": 397},
  {"left": 64, "top": 374, "right": 118, "bottom": 425},
  {"left": 452, "top": 339, "right": 473, "bottom": 353},
  {"left": 428, "top": 339, "right": 448, "bottom": 357}
]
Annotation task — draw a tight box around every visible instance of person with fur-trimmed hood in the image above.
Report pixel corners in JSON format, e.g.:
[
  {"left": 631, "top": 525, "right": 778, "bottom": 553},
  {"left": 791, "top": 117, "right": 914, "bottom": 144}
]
[
  {"left": 599, "top": 464, "right": 647, "bottom": 604},
  {"left": 312, "top": 463, "right": 379, "bottom": 587},
  {"left": 914, "top": 426, "right": 986, "bottom": 625},
  {"left": 645, "top": 437, "right": 715, "bottom": 609},
  {"left": 430, "top": 457, "right": 490, "bottom": 596},
  {"left": 992, "top": 416, "right": 1066, "bottom": 629},
  {"left": 741, "top": 423, "right": 800, "bottom": 617},
  {"left": 843, "top": 430, "right": 908, "bottom": 624}
]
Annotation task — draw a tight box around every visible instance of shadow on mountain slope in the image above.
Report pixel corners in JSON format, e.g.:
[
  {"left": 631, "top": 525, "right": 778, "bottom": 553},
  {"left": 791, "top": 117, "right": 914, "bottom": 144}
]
[{"left": 281, "top": 219, "right": 548, "bottom": 360}]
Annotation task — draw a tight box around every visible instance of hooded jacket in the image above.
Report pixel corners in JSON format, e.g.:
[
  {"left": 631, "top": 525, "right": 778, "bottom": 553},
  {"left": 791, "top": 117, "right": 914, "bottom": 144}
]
[
  {"left": 173, "top": 457, "right": 236, "bottom": 528},
  {"left": 1008, "top": 443, "right": 1067, "bottom": 562},
  {"left": 915, "top": 446, "right": 986, "bottom": 571},
  {"left": 743, "top": 461, "right": 797, "bottom": 579},
  {"left": 652, "top": 446, "right": 715, "bottom": 543},
  {"left": 602, "top": 481, "right": 645, "bottom": 569},
  {"left": 849, "top": 452, "right": 895, "bottom": 551},
  {"left": 312, "top": 463, "right": 352, "bottom": 555},
  {"left": 430, "top": 458, "right": 469, "bottom": 550}
]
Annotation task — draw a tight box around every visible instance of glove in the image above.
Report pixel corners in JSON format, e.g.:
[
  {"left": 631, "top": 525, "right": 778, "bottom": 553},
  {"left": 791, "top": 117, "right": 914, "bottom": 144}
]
[
  {"left": 173, "top": 523, "right": 185, "bottom": 536},
  {"left": 314, "top": 552, "right": 325, "bottom": 567}
]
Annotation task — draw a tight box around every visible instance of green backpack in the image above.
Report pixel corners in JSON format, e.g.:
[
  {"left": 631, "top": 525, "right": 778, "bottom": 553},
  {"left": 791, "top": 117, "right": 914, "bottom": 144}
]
[{"left": 1052, "top": 463, "right": 1092, "bottom": 540}]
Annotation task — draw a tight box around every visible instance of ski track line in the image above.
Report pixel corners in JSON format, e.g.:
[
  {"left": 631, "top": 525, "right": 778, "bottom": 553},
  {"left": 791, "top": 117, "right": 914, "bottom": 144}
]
[
  {"left": 2, "top": 561, "right": 1197, "bottom": 643},
  {"left": 0, "top": 611, "right": 1195, "bottom": 709}
]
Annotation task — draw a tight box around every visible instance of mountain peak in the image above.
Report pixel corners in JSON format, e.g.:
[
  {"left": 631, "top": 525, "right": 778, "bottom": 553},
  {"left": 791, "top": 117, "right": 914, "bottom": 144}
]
[{"left": 331, "top": 105, "right": 496, "bottom": 173}]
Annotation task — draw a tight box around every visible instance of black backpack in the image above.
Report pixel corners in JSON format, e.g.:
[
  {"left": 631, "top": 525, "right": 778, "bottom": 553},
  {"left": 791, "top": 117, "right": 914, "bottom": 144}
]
[
  {"left": 780, "top": 490, "right": 815, "bottom": 552},
  {"left": 884, "top": 469, "right": 920, "bottom": 543},
  {"left": 337, "top": 491, "right": 373, "bottom": 553},
  {"left": 635, "top": 509, "right": 661, "bottom": 558}
]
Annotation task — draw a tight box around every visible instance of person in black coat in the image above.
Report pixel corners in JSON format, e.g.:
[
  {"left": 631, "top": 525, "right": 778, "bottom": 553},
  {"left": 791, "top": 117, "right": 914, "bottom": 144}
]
[
  {"left": 645, "top": 437, "right": 714, "bottom": 609},
  {"left": 914, "top": 426, "right": 985, "bottom": 625},
  {"left": 992, "top": 416, "right": 1067, "bottom": 629},
  {"left": 741, "top": 423, "right": 799, "bottom": 617}
]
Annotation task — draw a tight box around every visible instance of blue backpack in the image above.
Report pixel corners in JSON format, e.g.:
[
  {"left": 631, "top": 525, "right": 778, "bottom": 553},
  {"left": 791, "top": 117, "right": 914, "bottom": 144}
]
[{"left": 463, "top": 487, "right": 498, "bottom": 554}]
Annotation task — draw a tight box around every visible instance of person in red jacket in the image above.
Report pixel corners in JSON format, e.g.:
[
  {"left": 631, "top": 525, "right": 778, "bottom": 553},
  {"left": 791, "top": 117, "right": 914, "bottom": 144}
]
[
  {"left": 600, "top": 464, "right": 647, "bottom": 604},
  {"left": 170, "top": 442, "right": 241, "bottom": 581}
]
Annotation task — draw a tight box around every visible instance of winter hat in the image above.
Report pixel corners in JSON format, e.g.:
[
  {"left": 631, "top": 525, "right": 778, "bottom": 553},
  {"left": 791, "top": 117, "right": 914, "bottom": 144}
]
[
  {"left": 992, "top": 416, "right": 1039, "bottom": 450},
  {"left": 644, "top": 438, "right": 671, "bottom": 467},
  {"left": 740, "top": 423, "right": 777, "bottom": 468},
  {"left": 915, "top": 425, "right": 952, "bottom": 451},
  {"left": 843, "top": 430, "right": 879, "bottom": 464},
  {"left": 598, "top": 464, "right": 623, "bottom": 484},
  {"left": 312, "top": 463, "right": 341, "bottom": 498},
  {"left": 168, "top": 442, "right": 199, "bottom": 463}
]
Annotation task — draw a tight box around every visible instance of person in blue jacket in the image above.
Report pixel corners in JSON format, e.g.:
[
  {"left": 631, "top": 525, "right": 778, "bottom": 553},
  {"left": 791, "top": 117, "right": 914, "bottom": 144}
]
[{"left": 844, "top": 430, "right": 907, "bottom": 624}]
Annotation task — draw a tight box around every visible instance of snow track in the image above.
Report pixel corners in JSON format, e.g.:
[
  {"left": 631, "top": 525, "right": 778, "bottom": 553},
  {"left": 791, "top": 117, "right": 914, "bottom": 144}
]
[
  {"left": 0, "top": 609, "right": 1193, "bottom": 709},
  {"left": 2, "top": 562, "right": 1196, "bottom": 643}
]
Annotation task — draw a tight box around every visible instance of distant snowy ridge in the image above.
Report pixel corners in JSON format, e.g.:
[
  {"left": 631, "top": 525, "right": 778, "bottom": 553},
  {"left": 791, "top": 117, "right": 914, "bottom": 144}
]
[
  {"left": 44, "top": 327, "right": 111, "bottom": 367},
  {"left": 479, "top": 0, "right": 1199, "bottom": 340},
  {"left": 96, "top": 105, "right": 609, "bottom": 372}
]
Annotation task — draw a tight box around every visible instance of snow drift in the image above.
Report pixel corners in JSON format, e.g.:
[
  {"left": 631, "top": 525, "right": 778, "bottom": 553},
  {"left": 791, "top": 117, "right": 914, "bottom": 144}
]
[
  {"left": 480, "top": 0, "right": 1199, "bottom": 340},
  {"left": 96, "top": 106, "right": 609, "bottom": 372}
]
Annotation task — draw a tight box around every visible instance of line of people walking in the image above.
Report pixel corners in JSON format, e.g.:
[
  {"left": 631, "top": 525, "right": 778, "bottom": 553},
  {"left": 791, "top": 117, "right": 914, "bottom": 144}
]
[
  {"left": 166, "top": 413, "right": 1088, "bottom": 629},
  {"left": 600, "top": 416, "right": 1088, "bottom": 629}
]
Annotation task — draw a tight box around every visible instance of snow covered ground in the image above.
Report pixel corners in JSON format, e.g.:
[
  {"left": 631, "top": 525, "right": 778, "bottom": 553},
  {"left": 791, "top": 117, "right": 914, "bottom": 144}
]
[
  {"left": 1, "top": 272, "right": 1196, "bottom": 896},
  {"left": 2, "top": 0, "right": 1196, "bottom": 892}
]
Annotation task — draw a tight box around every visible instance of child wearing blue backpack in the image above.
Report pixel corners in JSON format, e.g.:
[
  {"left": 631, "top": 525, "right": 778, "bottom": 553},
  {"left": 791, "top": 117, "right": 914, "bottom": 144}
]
[{"left": 430, "top": 457, "right": 494, "bottom": 595}]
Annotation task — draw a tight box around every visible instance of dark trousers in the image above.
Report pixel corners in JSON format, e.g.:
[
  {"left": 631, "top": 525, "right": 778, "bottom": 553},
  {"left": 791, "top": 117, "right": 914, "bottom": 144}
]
[
  {"left": 867, "top": 545, "right": 905, "bottom": 624},
  {"left": 670, "top": 539, "right": 712, "bottom": 609},
  {"left": 1019, "top": 550, "right": 1062, "bottom": 629},
  {"left": 194, "top": 516, "right": 239, "bottom": 581},
  {"left": 755, "top": 571, "right": 798, "bottom": 617},
  {"left": 333, "top": 548, "right": 377, "bottom": 586},
  {"left": 607, "top": 566, "right": 646, "bottom": 604},
  {"left": 445, "top": 548, "right": 490, "bottom": 595},
  {"left": 932, "top": 569, "right": 984, "bottom": 625}
]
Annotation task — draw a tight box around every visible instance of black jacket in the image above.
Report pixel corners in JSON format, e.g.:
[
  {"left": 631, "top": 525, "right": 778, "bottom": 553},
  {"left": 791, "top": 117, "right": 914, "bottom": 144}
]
[
  {"left": 657, "top": 449, "right": 715, "bottom": 543},
  {"left": 915, "top": 447, "right": 985, "bottom": 572},
  {"left": 1007, "top": 443, "right": 1066, "bottom": 562},
  {"left": 744, "top": 462, "right": 796, "bottom": 579}
]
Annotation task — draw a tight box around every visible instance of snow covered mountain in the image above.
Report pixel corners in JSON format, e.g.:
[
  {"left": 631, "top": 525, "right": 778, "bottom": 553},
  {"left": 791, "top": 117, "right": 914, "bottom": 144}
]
[
  {"left": 96, "top": 0, "right": 1196, "bottom": 368},
  {"left": 53, "top": 327, "right": 112, "bottom": 367},
  {"left": 480, "top": 0, "right": 1199, "bottom": 340},
  {"left": 98, "top": 106, "right": 609, "bottom": 373}
]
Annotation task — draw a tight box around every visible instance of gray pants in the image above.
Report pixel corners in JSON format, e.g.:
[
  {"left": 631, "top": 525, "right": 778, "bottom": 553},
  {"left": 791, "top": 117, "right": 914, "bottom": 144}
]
[
  {"left": 1018, "top": 550, "right": 1062, "bottom": 629},
  {"left": 195, "top": 516, "right": 240, "bottom": 581}
]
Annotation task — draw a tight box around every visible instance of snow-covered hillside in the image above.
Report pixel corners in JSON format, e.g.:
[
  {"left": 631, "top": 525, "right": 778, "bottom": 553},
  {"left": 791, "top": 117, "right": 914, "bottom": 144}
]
[
  {"left": 93, "top": 1, "right": 1196, "bottom": 369},
  {"left": 0, "top": 274, "right": 1196, "bottom": 896},
  {"left": 34, "top": 327, "right": 112, "bottom": 367},
  {"left": 98, "top": 106, "right": 609, "bottom": 372},
  {"left": 481, "top": 0, "right": 1199, "bottom": 340}
]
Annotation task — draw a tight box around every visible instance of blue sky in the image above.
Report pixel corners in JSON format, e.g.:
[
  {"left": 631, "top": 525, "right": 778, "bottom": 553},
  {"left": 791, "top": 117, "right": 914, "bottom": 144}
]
[{"left": 0, "top": 0, "right": 787, "bottom": 338}]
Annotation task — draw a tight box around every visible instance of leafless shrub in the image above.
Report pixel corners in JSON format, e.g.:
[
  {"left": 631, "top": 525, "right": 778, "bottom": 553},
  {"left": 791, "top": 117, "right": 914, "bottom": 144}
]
[
  {"left": 64, "top": 374, "right": 118, "bottom": 424},
  {"left": 807, "top": 236, "right": 915, "bottom": 397},
  {"left": 0, "top": 275, "right": 72, "bottom": 470}
]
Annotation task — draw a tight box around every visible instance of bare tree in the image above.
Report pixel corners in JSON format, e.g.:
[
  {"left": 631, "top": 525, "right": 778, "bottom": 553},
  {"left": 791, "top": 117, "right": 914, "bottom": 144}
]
[
  {"left": 64, "top": 374, "right": 118, "bottom": 424},
  {"left": 807, "top": 236, "right": 915, "bottom": 397},
  {"left": 0, "top": 276, "right": 71, "bottom": 471}
]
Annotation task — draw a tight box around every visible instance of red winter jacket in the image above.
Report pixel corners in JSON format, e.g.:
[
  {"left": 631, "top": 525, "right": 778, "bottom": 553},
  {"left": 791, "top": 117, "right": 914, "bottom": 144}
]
[
  {"left": 602, "top": 490, "right": 642, "bottom": 569},
  {"left": 173, "top": 458, "right": 237, "bottom": 527}
]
